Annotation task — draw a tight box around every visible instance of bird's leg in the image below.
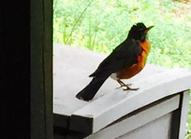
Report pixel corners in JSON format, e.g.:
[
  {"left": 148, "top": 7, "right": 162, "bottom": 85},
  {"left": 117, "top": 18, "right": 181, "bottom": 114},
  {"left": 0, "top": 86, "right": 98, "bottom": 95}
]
[
  {"left": 117, "top": 80, "right": 132, "bottom": 87},
  {"left": 117, "top": 80, "right": 127, "bottom": 87},
  {"left": 116, "top": 79, "right": 139, "bottom": 91}
]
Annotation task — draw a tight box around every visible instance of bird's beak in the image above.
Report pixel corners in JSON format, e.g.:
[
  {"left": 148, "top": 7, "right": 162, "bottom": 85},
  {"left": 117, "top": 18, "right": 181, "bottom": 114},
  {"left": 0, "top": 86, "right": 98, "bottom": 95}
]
[{"left": 145, "top": 25, "right": 154, "bottom": 32}]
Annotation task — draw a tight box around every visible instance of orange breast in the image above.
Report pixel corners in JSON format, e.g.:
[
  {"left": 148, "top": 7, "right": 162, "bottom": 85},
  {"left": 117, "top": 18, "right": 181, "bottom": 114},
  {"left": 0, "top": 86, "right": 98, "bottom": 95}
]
[{"left": 117, "top": 40, "right": 151, "bottom": 79}]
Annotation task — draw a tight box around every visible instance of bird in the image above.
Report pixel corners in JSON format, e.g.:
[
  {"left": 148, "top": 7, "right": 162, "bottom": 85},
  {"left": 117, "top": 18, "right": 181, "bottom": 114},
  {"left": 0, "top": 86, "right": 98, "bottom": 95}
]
[{"left": 76, "top": 22, "right": 154, "bottom": 101}]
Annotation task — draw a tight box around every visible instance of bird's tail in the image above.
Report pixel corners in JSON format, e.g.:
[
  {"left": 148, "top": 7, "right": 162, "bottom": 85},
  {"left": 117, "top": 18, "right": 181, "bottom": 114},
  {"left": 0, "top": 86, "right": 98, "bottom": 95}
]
[{"left": 76, "top": 76, "right": 108, "bottom": 101}]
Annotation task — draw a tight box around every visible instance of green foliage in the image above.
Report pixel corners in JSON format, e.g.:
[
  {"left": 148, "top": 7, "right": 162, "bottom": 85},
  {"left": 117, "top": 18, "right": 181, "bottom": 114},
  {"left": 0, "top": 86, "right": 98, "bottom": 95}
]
[
  {"left": 53, "top": 0, "right": 191, "bottom": 137},
  {"left": 53, "top": 0, "right": 191, "bottom": 68}
]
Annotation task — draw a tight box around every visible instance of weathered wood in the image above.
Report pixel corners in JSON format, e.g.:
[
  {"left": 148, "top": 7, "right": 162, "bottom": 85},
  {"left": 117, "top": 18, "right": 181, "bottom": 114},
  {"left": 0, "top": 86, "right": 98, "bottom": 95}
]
[
  {"left": 69, "top": 69, "right": 191, "bottom": 134},
  {"left": 85, "top": 94, "right": 180, "bottom": 139},
  {"left": 53, "top": 45, "right": 191, "bottom": 137},
  {"left": 53, "top": 45, "right": 167, "bottom": 117},
  {"left": 117, "top": 113, "right": 172, "bottom": 139}
]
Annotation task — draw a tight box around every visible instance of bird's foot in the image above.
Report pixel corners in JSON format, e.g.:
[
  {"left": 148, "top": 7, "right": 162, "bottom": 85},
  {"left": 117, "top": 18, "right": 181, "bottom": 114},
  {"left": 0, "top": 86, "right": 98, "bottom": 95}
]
[
  {"left": 116, "top": 80, "right": 139, "bottom": 91},
  {"left": 116, "top": 83, "right": 132, "bottom": 89},
  {"left": 116, "top": 84, "right": 139, "bottom": 91},
  {"left": 124, "top": 83, "right": 132, "bottom": 86},
  {"left": 117, "top": 84, "right": 139, "bottom": 91},
  {"left": 122, "top": 86, "right": 139, "bottom": 91}
]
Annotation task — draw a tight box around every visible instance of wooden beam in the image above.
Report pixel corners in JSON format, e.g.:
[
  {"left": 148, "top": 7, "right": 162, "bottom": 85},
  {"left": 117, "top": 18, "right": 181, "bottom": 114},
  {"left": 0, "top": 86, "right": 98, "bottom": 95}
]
[{"left": 70, "top": 69, "right": 191, "bottom": 134}]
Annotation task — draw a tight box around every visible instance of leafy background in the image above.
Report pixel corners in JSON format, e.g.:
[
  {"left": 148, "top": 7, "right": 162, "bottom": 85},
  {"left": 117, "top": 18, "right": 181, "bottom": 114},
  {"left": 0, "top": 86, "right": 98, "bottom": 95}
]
[{"left": 53, "top": 0, "right": 191, "bottom": 138}]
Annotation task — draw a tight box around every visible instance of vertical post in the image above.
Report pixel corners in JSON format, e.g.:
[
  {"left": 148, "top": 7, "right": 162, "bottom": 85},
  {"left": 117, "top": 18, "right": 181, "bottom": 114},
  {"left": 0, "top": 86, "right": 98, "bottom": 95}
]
[
  {"left": 31, "top": 0, "right": 53, "bottom": 138},
  {"left": 178, "top": 90, "right": 190, "bottom": 139},
  {"left": 1, "top": 0, "right": 53, "bottom": 138},
  {"left": 170, "top": 90, "right": 190, "bottom": 139}
]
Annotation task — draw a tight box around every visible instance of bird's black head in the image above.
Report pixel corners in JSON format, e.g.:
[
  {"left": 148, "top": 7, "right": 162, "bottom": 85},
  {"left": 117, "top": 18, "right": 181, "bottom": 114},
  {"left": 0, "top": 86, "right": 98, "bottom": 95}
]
[{"left": 127, "top": 22, "right": 154, "bottom": 42}]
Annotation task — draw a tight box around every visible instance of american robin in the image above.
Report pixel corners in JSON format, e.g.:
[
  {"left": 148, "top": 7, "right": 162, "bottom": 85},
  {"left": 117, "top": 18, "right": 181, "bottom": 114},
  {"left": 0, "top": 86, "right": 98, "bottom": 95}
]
[{"left": 76, "top": 22, "right": 154, "bottom": 101}]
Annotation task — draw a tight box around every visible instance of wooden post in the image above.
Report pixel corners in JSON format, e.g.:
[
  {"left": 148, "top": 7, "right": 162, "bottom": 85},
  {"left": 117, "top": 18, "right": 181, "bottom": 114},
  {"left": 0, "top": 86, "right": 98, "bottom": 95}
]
[
  {"left": 178, "top": 90, "right": 190, "bottom": 139},
  {"left": 1, "top": 0, "right": 53, "bottom": 138},
  {"left": 31, "top": 0, "right": 53, "bottom": 138}
]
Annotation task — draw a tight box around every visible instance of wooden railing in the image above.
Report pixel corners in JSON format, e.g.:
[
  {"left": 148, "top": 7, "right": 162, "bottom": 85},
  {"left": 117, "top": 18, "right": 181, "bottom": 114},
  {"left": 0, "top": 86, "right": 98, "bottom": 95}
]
[{"left": 53, "top": 45, "right": 191, "bottom": 139}]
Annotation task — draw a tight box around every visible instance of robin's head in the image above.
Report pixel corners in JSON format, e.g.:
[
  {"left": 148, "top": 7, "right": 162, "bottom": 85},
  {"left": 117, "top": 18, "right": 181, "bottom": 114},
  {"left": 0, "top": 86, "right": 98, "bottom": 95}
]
[{"left": 128, "top": 22, "right": 154, "bottom": 42}]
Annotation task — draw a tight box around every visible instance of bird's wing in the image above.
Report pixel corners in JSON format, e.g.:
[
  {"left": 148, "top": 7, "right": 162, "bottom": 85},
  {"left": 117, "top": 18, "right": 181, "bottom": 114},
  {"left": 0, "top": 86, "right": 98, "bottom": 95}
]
[{"left": 89, "top": 39, "right": 142, "bottom": 78}]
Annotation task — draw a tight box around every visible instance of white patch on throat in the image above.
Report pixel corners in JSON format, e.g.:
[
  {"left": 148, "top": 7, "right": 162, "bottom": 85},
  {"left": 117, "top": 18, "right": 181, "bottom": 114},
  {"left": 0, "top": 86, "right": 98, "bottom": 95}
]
[{"left": 110, "top": 73, "right": 119, "bottom": 80}]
